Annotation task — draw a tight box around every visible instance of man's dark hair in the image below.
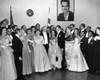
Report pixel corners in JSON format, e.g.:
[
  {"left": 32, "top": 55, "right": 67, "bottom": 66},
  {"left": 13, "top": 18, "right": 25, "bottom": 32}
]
[
  {"left": 35, "top": 23, "right": 40, "bottom": 27},
  {"left": 81, "top": 23, "right": 86, "bottom": 28},
  {"left": 61, "top": 0, "right": 70, "bottom": 7},
  {"left": 21, "top": 25, "right": 26, "bottom": 29},
  {"left": 12, "top": 25, "right": 18, "bottom": 29},
  {"left": 87, "top": 26, "right": 91, "bottom": 29},
  {"left": 96, "top": 27, "right": 100, "bottom": 30},
  {"left": 15, "top": 28, "right": 21, "bottom": 34},
  {"left": 30, "top": 25, "right": 36, "bottom": 31},
  {"left": 6, "top": 27, "right": 11, "bottom": 31},
  {"left": 56, "top": 25, "right": 62, "bottom": 29},
  {"left": 89, "top": 31, "right": 94, "bottom": 36},
  {"left": 70, "top": 24, "right": 75, "bottom": 27},
  {"left": 26, "top": 28, "right": 31, "bottom": 34}
]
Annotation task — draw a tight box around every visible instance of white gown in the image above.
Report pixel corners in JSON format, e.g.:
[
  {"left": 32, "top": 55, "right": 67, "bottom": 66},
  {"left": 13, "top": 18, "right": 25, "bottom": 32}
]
[
  {"left": 33, "top": 36, "right": 51, "bottom": 72},
  {"left": 67, "top": 37, "right": 89, "bottom": 72},
  {"left": 48, "top": 39, "right": 62, "bottom": 69},
  {"left": 22, "top": 36, "right": 32, "bottom": 75},
  {"left": 0, "top": 37, "right": 17, "bottom": 80},
  {"left": 65, "top": 41, "right": 73, "bottom": 68}
]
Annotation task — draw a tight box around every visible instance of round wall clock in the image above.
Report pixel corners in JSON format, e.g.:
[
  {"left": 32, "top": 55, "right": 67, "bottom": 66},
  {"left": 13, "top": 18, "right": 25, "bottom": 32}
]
[{"left": 26, "top": 9, "right": 34, "bottom": 17}]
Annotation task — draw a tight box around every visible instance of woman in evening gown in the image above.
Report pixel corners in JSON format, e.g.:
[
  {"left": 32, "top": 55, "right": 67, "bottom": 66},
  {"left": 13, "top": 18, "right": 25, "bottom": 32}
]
[
  {"left": 21, "top": 27, "right": 32, "bottom": 75},
  {"left": 94, "top": 27, "right": 100, "bottom": 74},
  {"left": 48, "top": 30, "right": 62, "bottom": 69},
  {"left": 68, "top": 28, "right": 89, "bottom": 72},
  {"left": 0, "top": 27, "right": 17, "bottom": 80},
  {"left": 33, "top": 30, "right": 51, "bottom": 72},
  {"left": 30, "top": 26, "right": 36, "bottom": 72},
  {"left": 65, "top": 27, "right": 74, "bottom": 69}
]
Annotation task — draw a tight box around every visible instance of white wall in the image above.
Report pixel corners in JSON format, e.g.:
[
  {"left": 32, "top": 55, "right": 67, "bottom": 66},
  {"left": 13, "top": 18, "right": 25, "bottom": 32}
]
[
  {"left": 97, "top": 0, "right": 100, "bottom": 27},
  {"left": 0, "top": 0, "right": 99, "bottom": 30}
]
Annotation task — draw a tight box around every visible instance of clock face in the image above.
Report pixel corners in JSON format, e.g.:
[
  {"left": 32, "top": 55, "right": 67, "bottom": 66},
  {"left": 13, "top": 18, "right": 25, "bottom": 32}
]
[{"left": 26, "top": 9, "right": 34, "bottom": 17}]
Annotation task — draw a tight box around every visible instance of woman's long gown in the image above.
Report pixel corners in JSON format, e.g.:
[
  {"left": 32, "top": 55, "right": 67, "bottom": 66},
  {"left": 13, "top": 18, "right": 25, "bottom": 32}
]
[
  {"left": 67, "top": 37, "right": 89, "bottom": 72},
  {"left": 0, "top": 37, "right": 17, "bottom": 80},
  {"left": 34, "top": 36, "right": 51, "bottom": 72},
  {"left": 65, "top": 35, "right": 74, "bottom": 68},
  {"left": 29, "top": 34, "right": 35, "bottom": 72},
  {"left": 94, "top": 36, "right": 100, "bottom": 74},
  {"left": 48, "top": 39, "right": 62, "bottom": 69},
  {"left": 22, "top": 36, "right": 32, "bottom": 75}
]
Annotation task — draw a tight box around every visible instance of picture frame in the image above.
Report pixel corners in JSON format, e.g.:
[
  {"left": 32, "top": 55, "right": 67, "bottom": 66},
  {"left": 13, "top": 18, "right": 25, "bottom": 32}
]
[{"left": 57, "top": 0, "right": 74, "bottom": 21}]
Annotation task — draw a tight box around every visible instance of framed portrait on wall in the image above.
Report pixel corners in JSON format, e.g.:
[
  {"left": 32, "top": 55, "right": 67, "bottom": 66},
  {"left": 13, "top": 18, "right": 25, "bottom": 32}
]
[{"left": 57, "top": 0, "right": 74, "bottom": 21}]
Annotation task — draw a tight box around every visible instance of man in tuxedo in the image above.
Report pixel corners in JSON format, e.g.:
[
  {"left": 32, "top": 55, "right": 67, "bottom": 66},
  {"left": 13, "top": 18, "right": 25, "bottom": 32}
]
[
  {"left": 56, "top": 25, "right": 65, "bottom": 50},
  {"left": 56, "top": 25, "right": 65, "bottom": 69},
  {"left": 86, "top": 31, "right": 96, "bottom": 73},
  {"left": 85, "top": 26, "right": 92, "bottom": 38},
  {"left": 79, "top": 23, "right": 86, "bottom": 34},
  {"left": 12, "top": 28, "right": 25, "bottom": 80},
  {"left": 69, "top": 24, "right": 75, "bottom": 34},
  {"left": 57, "top": 0, "right": 74, "bottom": 21},
  {"left": 12, "top": 25, "right": 18, "bottom": 37},
  {"left": 40, "top": 26, "right": 49, "bottom": 53},
  {"left": 80, "top": 31, "right": 88, "bottom": 59}
]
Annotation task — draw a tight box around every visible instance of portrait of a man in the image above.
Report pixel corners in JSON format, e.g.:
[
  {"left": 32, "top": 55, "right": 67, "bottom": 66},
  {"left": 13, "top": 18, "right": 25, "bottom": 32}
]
[{"left": 57, "top": 0, "right": 74, "bottom": 21}]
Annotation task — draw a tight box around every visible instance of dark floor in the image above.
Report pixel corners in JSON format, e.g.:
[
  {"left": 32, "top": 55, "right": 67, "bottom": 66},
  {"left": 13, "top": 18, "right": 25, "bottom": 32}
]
[
  {"left": 26, "top": 69, "right": 100, "bottom": 80},
  {"left": 0, "top": 69, "right": 100, "bottom": 80}
]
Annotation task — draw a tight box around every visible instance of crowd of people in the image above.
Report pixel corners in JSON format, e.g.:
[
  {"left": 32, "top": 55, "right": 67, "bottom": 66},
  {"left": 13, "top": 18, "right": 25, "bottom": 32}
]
[{"left": 0, "top": 18, "right": 100, "bottom": 80}]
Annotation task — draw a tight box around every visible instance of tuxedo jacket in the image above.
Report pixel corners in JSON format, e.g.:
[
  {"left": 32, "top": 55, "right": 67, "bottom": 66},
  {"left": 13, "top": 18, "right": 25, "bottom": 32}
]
[
  {"left": 11, "top": 31, "right": 16, "bottom": 37},
  {"left": 83, "top": 29, "right": 87, "bottom": 35},
  {"left": 12, "top": 35, "right": 23, "bottom": 58},
  {"left": 57, "top": 11, "right": 74, "bottom": 21},
  {"left": 93, "top": 40, "right": 100, "bottom": 67},
  {"left": 80, "top": 37, "right": 88, "bottom": 56},
  {"left": 86, "top": 38, "right": 94, "bottom": 58},
  {"left": 57, "top": 31, "right": 65, "bottom": 49},
  {"left": 93, "top": 40, "right": 100, "bottom": 55}
]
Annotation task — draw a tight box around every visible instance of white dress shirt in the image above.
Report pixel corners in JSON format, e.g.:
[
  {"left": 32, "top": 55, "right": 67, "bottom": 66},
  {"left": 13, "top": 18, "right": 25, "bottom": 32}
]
[
  {"left": 57, "top": 30, "right": 61, "bottom": 38},
  {"left": 43, "top": 32, "right": 48, "bottom": 44},
  {"left": 16, "top": 34, "right": 20, "bottom": 39},
  {"left": 86, "top": 32, "right": 89, "bottom": 38},
  {"left": 81, "top": 29, "right": 85, "bottom": 32},
  {"left": 71, "top": 30, "right": 74, "bottom": 34},
  {"left": 88, "top": 37, "right": 92, "bottom": 44}
]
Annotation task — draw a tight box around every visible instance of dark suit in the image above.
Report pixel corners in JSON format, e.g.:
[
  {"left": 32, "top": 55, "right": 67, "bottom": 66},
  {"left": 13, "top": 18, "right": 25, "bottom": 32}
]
[
  {"left": 57, "top": 31, "right": 65, "bottom": 49},
  {"left": 11, "top": 31, "right": 16, "bottom": 37},
  {"left": 83, "top": 29, "right": 87, "bottom": 35},
  {"left": 40, "top": 31, "right": 49, "bottom": 53},
  {"left": 57, "top": 11, "right": 74, "bottom": 21},
  {"left": 57, "top": 31, "right": 66, "bottom": 69},
  {"left": 93, "top": 40, "right": 100, "bottom": 74},
  {"left": 12, "top": 35, "right": 23, "bottom": 80},
  {"left": 80, "top": 37, "right": 88, "bottom": 58},
  {"left": 86, "top": 38, "right": 95, "bottom": 73}
]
